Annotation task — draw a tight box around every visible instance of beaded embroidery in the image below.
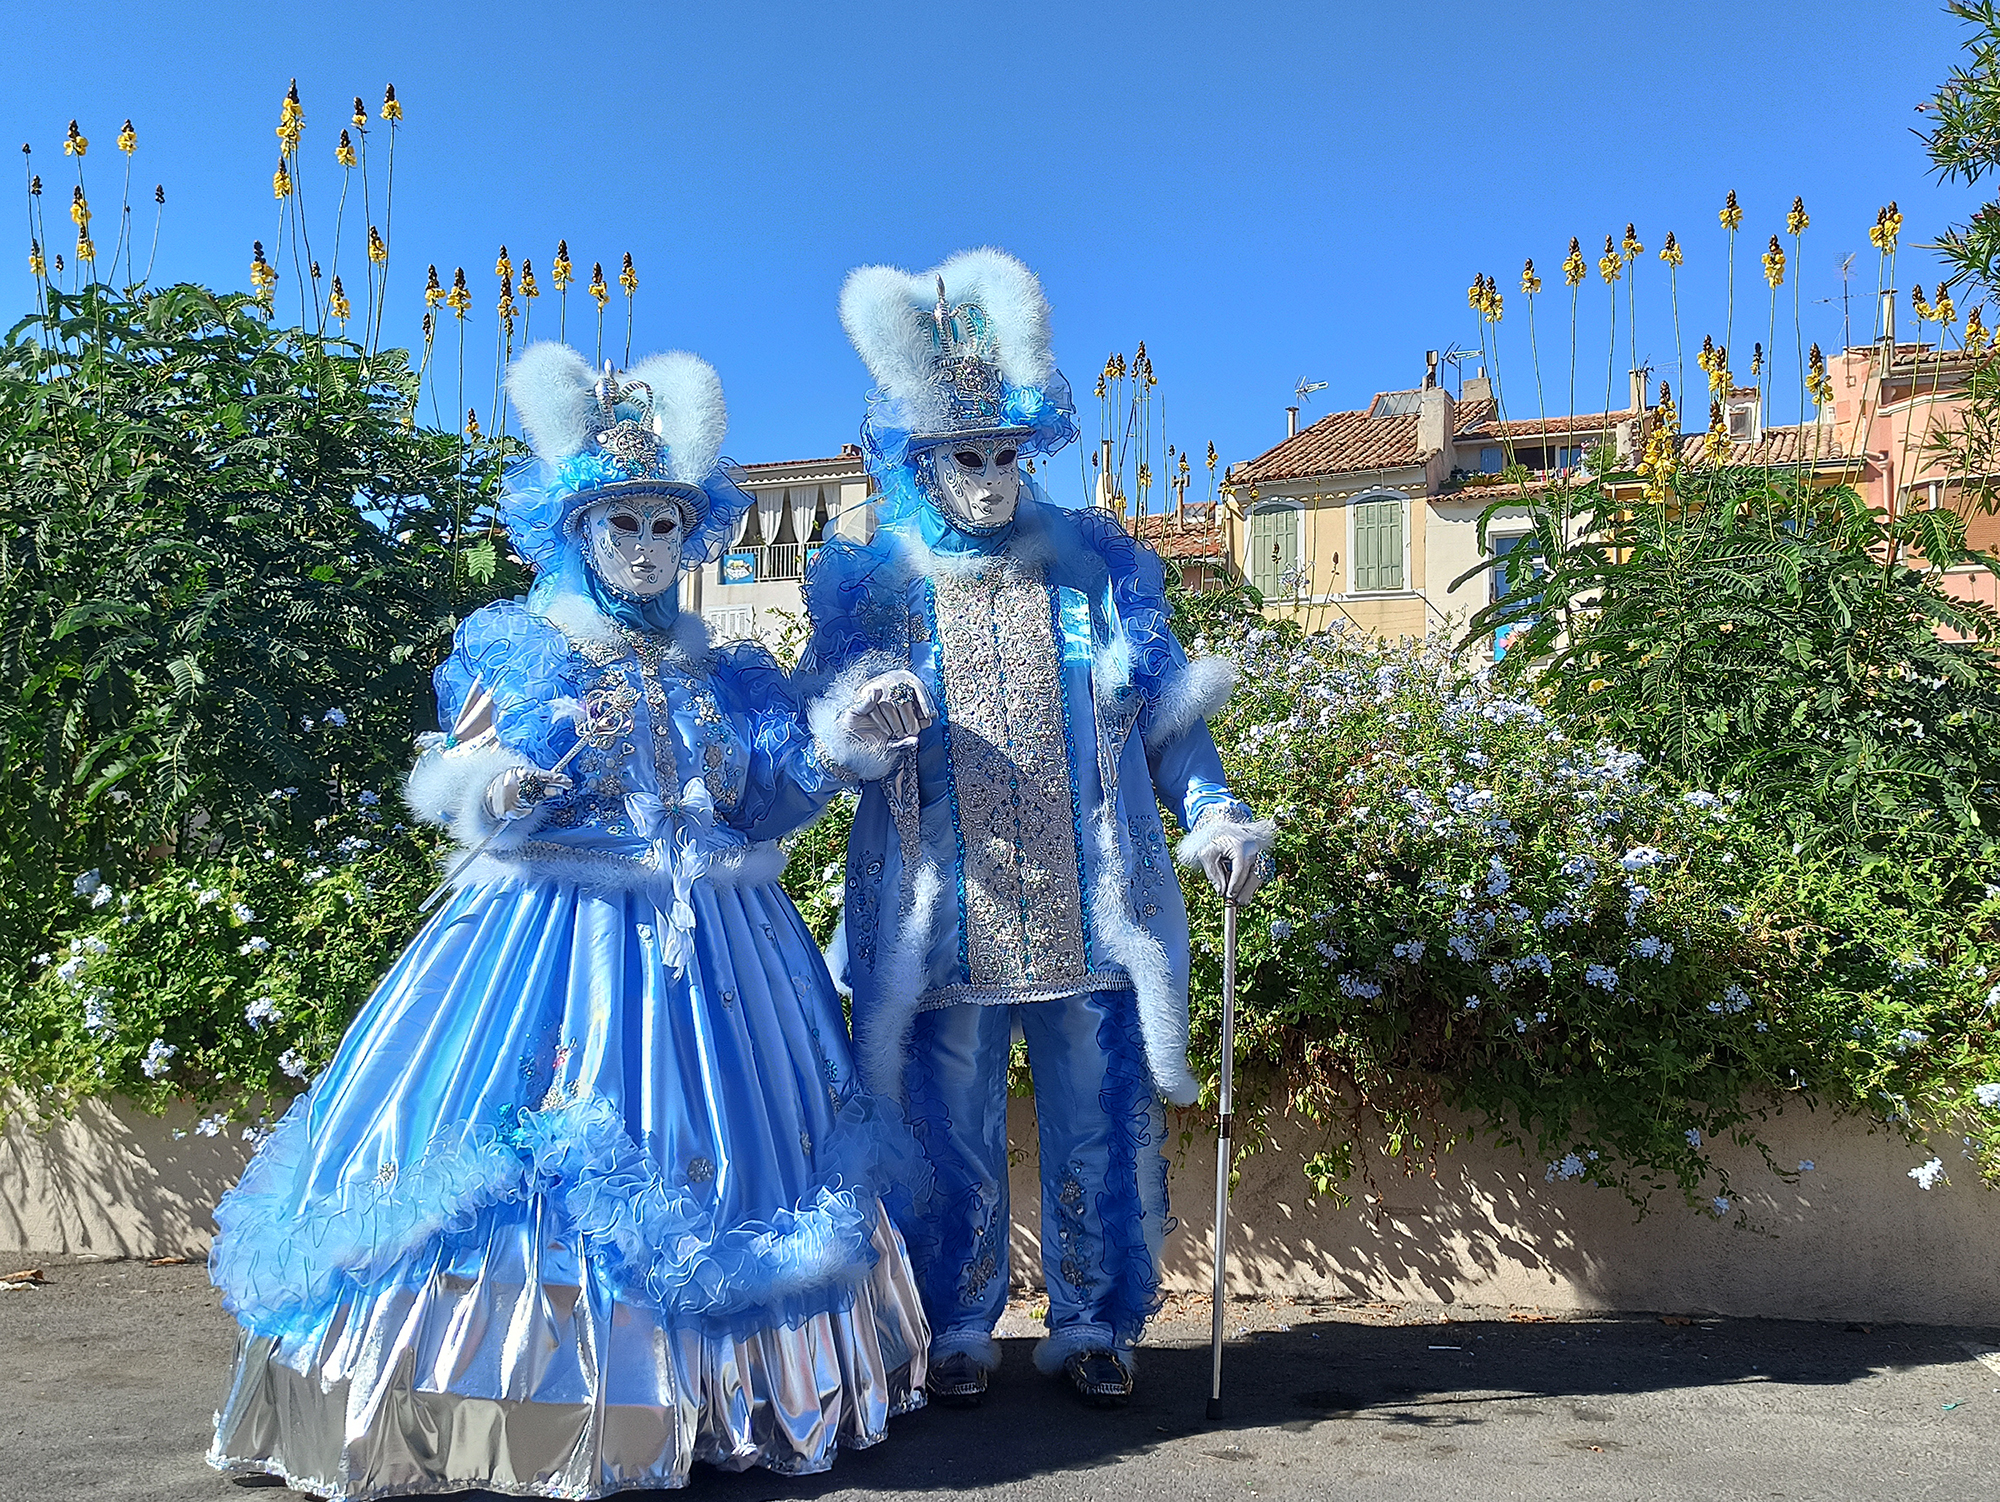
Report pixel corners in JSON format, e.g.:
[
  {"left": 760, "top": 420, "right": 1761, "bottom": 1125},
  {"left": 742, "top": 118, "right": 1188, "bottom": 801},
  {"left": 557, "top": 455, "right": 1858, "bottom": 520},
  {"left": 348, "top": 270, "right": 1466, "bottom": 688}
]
[{"left": 930, "top": 563, "right": 1087, "bottom": 991}]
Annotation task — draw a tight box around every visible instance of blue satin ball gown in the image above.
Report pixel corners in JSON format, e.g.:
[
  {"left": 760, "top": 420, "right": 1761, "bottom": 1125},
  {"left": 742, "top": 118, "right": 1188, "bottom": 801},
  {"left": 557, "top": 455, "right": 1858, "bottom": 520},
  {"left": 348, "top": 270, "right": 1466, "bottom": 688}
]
[{"left": 206, "top": 599, "right": 930, "bottom": 1499}]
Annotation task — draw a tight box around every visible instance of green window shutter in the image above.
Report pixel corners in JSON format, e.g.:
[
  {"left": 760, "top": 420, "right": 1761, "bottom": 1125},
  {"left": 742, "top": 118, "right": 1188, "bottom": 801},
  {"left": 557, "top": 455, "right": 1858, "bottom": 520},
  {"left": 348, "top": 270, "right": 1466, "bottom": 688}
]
[
  {"left": 1355, "top": 498, "right": 1403, "bottom": 591},
  {"left": 1249, "top": 507, "right": 1296, "bottom": 595}
]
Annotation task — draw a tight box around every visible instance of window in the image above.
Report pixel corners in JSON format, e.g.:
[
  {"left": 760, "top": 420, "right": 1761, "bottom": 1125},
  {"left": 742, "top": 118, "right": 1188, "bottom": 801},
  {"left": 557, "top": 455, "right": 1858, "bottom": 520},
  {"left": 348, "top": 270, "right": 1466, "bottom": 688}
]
[
  {"left": 1247, "top": 504, "right": 1298, "bottom": 597},
  {"left": 1479, "top": 447, "right": 1504, "bottom": 474},
  {"left": 1351, "top": 495, "right": 1404, "bottom": 592},
  {"left": 1487, "top": 532, "right": 1543, "bottom": 660}
]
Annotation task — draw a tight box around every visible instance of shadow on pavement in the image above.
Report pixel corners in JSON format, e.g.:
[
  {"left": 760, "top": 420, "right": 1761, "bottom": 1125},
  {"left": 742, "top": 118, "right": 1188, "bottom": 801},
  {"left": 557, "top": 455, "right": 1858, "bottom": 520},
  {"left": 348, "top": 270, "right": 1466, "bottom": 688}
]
[{"left": 387, "top": 1313, "right": 1994, "bottom": 1500}]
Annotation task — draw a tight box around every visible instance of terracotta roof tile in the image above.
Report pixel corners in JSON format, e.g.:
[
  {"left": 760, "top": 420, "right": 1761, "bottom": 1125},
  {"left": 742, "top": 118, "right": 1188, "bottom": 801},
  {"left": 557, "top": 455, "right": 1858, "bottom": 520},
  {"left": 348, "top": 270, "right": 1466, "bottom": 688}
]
[
  {"left": 1676, "top": 423, "right": 1851, "bottom": 467},
  {"left": 1455, "top": 408, "right": 1634, "bottom": 441},
  {"left": 1133, "top": 505, "right": 1226, "bottom": 560},
  {"left": 1236, "top": 396, "right": 1497, "bottom": 486}
]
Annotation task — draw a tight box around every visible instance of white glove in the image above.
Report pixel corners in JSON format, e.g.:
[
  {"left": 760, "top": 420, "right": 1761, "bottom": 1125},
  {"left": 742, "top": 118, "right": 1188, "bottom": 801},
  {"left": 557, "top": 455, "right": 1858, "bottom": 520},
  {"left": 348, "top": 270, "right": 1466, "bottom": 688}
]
[
  {"left": 483, "top": 765, "right": 574, "bottom": 822},
  {"left": 1200, "top": 823, "right": 1270, "bottom": 904},
  {"left": 841, "top": 669, "right": 936, "bottom": 752}
]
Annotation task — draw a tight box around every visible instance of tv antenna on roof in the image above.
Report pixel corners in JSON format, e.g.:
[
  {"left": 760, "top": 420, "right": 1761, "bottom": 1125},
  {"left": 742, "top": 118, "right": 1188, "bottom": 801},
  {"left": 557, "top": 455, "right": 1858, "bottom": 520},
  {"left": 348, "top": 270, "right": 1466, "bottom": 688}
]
[
  {"left": 1814, "top": 254, "right": 1857, "bottom": 352},
  {"left": 1294, "top": 377, "right": 1328, "bottom": 407}
]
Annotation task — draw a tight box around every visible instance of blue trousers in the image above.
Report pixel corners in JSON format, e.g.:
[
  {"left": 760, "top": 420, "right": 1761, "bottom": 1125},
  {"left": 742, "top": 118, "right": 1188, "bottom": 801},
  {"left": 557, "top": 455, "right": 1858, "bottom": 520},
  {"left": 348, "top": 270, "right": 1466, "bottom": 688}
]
[{"left": 900, "top": 988, "right": 1170, "bottom": 1372}]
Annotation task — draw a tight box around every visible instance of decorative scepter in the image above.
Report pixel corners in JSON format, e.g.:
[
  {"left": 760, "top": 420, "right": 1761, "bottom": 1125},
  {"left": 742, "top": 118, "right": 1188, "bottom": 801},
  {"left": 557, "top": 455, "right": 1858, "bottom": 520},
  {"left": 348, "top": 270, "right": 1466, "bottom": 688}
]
[
  {"left": 417, "top": 682, "right": 638, "bottom": 912},
  {"left": 1206, "top": 893, "right": 1241, "bottom": 1421}
]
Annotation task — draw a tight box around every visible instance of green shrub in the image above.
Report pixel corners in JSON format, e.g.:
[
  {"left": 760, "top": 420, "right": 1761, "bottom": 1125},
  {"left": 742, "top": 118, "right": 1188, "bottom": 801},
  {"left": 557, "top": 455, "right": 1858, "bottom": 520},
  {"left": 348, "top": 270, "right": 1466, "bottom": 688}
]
[{"left": 1183, "top": 620, "right": 2000, "bottom": 1211}]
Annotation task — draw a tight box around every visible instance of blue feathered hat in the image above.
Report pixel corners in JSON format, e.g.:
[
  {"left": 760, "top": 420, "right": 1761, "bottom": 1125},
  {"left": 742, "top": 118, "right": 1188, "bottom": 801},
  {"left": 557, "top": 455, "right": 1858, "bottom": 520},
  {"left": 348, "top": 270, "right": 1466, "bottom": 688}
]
[
  {"left": 839, "top": 248, "right": 1079, "bottom": 481},
  {"left": 500, "top": 342, "right": 754, "bottom": 573}
]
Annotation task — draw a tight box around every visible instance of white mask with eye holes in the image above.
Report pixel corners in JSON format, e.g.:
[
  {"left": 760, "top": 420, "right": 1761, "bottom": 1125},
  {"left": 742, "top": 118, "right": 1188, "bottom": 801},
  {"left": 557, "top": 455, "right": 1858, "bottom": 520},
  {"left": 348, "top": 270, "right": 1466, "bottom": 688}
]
[
  {"left": 925, "top": 438, "right": 1023, "bottom": 530},
  {"left": 581, "top": 495, "right": 687, "bottom": 598}
]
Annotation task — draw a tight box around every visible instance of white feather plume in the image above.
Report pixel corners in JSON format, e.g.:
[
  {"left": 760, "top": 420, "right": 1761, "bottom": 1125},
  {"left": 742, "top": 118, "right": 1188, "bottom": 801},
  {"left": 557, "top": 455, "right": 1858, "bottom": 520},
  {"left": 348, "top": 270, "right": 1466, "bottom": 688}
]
[
  {"left": 839, "top": 247, "right": 1056, "bottom": 430},
  {"left": 505, "top": 343, "right": 599, "bottom": 461},
  {"left": 505, "top": 343, "right": 727, "bottom": 481},
  {"left": 623, "top": 351, "right": 727, "bottom": 484}
]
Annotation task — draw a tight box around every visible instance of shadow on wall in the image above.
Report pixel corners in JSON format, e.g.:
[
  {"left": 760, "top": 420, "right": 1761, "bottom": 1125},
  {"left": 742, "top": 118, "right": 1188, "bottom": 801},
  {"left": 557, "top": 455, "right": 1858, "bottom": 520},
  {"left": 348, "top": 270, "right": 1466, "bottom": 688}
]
[
  {"left": 0, "top": 1091, "right": 272, "bottom": 1258},
  {"left": 1003, "top": 1097, "right": 1998, "bottom": 1327}
]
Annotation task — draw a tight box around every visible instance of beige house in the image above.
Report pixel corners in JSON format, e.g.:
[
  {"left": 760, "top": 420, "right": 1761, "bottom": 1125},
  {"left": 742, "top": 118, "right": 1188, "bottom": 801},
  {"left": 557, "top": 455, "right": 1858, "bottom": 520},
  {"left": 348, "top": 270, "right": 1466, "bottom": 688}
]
[
  {"left": 1218, "top": 355, "right": 1861, "bottom": 643},
  {"left": 678, "top": 446, "right": 873, "bottom": 649}
]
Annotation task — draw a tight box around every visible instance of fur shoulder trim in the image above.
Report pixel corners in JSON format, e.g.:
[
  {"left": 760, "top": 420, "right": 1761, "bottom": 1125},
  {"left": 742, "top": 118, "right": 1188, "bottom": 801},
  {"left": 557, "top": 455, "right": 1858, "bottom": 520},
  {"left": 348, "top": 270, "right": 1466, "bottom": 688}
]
[{"left": 535, "top": 593, "right": 714, "bottom": 672}]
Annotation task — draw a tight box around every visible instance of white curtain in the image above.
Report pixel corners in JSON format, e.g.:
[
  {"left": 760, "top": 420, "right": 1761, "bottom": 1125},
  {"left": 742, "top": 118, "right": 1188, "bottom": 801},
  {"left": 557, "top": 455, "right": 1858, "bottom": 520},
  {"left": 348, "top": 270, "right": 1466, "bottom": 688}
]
[
  {"left": 753, "top": 485, "right": 786, "bottom": 547},
  {"left": 791, "top": 487, "right": 821, "bottom": 545}
]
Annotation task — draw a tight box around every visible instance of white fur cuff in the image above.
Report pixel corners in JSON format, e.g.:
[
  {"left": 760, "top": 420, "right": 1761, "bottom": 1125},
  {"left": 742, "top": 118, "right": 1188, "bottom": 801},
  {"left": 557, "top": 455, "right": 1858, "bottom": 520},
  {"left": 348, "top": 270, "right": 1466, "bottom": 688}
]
[
  {"left": 1144, "top": 655, "right": 1238, "bottom": 750},
  {"left": 806, "top": 656, "right": 907, "bottom": 783},
  {"left": 1175, "top": 809, "right": 1277, "bottom": 869},
  {"left": 404, "top": 742, "right": 542, "bottom": 845}
]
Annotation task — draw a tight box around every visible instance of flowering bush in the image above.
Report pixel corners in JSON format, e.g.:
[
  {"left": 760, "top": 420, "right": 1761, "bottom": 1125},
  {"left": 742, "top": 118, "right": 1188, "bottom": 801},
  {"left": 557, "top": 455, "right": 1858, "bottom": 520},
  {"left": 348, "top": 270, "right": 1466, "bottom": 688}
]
[
  {"left": 1183, "top": 621, "right": 2000, "bottom": 1211},
  {"left": 0, "top": 782, "right": 445, "bottom": 1130}
]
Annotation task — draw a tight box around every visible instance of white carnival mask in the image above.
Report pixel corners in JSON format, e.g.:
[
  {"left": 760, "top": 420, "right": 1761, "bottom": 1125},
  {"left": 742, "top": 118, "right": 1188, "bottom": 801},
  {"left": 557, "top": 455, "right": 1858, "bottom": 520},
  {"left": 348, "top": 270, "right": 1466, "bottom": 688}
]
[
  {"left": 581, "top": 496, "right": 686, "bottom": 598},
  {"left": 925, "top": 438, "right": 1022, "bottom": 530}
]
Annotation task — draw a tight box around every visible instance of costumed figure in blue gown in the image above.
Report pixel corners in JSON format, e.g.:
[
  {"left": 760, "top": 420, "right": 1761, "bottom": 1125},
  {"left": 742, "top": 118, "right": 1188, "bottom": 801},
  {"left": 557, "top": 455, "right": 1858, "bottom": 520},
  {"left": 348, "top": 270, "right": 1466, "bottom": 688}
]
[
  {"left": 798, "top": 250, "right": 1273, "bottom": 1408},
  {"left": 206, "top": 342, "right": 933, "bottom": 1497}
]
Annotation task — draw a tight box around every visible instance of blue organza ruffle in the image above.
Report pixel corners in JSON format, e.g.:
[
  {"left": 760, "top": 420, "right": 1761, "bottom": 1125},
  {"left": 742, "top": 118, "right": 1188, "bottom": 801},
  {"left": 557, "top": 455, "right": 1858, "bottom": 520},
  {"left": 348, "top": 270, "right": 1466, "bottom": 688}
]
[{"left": 212, "top": 1089, "right": 929, "bottom": 1347}]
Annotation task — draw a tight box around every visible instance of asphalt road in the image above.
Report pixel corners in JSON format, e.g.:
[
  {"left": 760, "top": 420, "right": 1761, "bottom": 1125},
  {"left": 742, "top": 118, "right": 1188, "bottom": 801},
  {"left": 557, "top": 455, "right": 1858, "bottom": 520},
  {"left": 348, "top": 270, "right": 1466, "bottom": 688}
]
[{"left": 2, "top": 1256, "right": 1995, "bottom": 1502}]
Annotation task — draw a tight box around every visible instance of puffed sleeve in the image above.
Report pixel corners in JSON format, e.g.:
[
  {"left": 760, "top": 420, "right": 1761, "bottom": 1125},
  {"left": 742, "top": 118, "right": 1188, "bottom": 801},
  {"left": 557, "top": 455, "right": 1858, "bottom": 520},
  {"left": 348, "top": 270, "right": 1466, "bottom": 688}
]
[
  {"left": 1138, "top": 630, "right": 1276, "bottom": 869},
  {"left": 708, "top": 642, "right": 849, "bottom": 843},
  {"left": 404, "top": 598, "right": 581, "bottom": 844}
]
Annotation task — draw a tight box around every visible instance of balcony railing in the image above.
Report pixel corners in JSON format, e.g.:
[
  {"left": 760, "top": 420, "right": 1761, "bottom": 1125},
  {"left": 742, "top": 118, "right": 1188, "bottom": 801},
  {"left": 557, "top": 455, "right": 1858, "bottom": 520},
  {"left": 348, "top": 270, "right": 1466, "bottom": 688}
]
[{"left": 719, "top": 541, "right": 820, "bottom": 586}]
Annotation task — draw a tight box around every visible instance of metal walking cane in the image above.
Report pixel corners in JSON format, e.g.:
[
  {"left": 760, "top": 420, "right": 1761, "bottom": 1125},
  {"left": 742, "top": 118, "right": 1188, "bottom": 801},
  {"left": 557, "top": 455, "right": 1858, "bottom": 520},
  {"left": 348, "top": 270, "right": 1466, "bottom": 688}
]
[{"left": 1206, "top": 892, "right": 1240, "bottom": 1421}]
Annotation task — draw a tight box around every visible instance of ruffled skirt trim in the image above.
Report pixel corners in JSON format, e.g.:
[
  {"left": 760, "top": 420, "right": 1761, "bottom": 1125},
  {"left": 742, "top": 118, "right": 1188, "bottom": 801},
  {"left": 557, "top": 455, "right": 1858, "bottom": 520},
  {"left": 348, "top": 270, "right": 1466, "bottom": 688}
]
[{"left": 208, "top": 1213, "right": 928, "bottom": 1498}]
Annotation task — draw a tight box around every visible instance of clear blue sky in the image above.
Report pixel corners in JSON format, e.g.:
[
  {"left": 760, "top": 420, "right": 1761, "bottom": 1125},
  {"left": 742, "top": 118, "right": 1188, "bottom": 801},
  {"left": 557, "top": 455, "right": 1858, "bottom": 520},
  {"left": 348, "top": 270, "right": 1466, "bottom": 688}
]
[{"left": 1, "top": 0, "right": 1985, "bottom": 498}]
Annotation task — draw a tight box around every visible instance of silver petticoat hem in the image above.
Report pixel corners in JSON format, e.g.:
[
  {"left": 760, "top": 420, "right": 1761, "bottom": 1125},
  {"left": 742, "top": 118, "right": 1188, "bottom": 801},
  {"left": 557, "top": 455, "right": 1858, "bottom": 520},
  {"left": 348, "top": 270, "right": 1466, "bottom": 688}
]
[
  {"left": 451, "top": 837, "right": 789, "bottom": 897},
  {"left": 914, "top": 970, "right": 1135, "bottom": 1013},
  {"left": 208, "top": 1212, "right": 928, "bottom": 1499}
]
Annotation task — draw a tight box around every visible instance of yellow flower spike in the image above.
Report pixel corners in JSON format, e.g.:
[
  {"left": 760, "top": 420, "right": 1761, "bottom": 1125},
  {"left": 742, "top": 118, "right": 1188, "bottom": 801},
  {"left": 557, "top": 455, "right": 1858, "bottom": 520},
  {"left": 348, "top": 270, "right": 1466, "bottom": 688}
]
[
  {"left": 1467, "top": 273, "right": 1484, "bottom": 312},
  {"left": 272, "top": 157, "right": 292, "bottom": 200},
  {"left": 63, "top": 120, "right": 87, "bottom": 158},
  {"left": 552, "top": 240, "right": 572, "bottom": 291},
  {"left": 1563, "top": 235, "right": 1585, "bottom": 287},
  {"left": 1094, "top": 374, "right": 1106, "bottom": 400},
  {"left": 28, "top": 239, "right": 44, "bottom": 277},
  {"left": 619, "top": 251, "right": 637, "bottom": 297},
  {"left": 1787, "top": 196, "right": 1808, "bottom": 236},
  {"left": 367, "top": 225, "right": 387, "bottom": 264},
  {"left": 1660, "top": 230, "right": 1682, "bottom": 267},
  {"left": 1751, "top": 342, "right": 1763, "bottom": 377},
  {"left": 494, "top": 245, "right": 512, "bottom": 282},
  {"left": 1485, "top": 276, "right": 1503, "bottom": 323},
  {"left": 1913, "top": 283, "right": 1932, "bottom": 322},
  {"left": 423, "top": 264, "right": 443, "bottom": 309},
  {"left": 310, "top": 260, "right": 321, "bottom": 280},
  {"left": 1719, "top": 190, "right": 1741, "bottom": 231},
  {"left": 1935, "top": 284, "right": 1957, "bottom": 327},
  {"left": 1705, "top": 399, "right": 1730, "bottom": 464},
  {"left": 28, "top": 174, "right": 40, "bottom": 198},
  {"left": 249, "top": 240, "right": 277, "bottom": 295},
  {"left": 1699, "top": 333, "right": 1716, "bottom": 371},
  {"left": 497, "top": 270, "right": 517, "bottom": 323},
  {"left": 1521, "top": 258, "right": 1541, "bottom": 295},
  {"left": 1887, "top": 201, "right": 1903, "bottom": 242},
  {"left": 588, "top": 262, "right": 609, "bottom": 309},
  {"left": 1869, "top": 207, "right": 1889, "bottom": 252},
  {"left": 117, "top": 119, "right": 136, "bottom": 156},
  {"left": 329, "top": 275, "right": 351, "bottom": 323},
  {"left": 153, "top": 184, "right": 162, "bottom": 204},
  {"left": 352, "top": 96, "right": 368, "bottom": 132},
  {"left": 446, "top": 266, "right": 471, "bottom": 318},
  {"left": 1762, "top": 235, "right": 1784, "bottom": 289},
  {"left": 1598, "top": 234, "right": 1623, "bottom": 283},
  {"left": 75, "top": 232, "right": 94, "bottom": 264},
  {"left": 1966, "top": 306, "right": 1988, "bottom": 356},
  {"left": 277, "top": 79, "right": 303, "bottom": 153},
  {"left": 336, "top": 130, "right": 356, "bottom": 169},
  {"left": 381, "top": 85, "right": 402, "bottom": 123},
  {"left": 466, "top": 408, "right": 481, "bottom": 440},
  {"left": 1622, "top": 222, "right": 1643, "bottom": 259},
  {"left": 69, "top": 186, "right": 90, "bottom": 229},
  {"left": 520, "top": 259, "right": 539, "bottom": 299}
]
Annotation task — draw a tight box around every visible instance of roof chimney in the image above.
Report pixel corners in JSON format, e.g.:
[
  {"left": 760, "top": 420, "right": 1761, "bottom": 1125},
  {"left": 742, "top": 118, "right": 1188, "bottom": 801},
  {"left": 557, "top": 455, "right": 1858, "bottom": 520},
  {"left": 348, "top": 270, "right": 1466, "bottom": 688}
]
[
  {"left": 1629, "top": 366, "right": 1650, "bottom": 415},
  {"left": 1286, "top": 406, "right": 1299, "bottom": 439},
  {"left": 1881, "top": 288, "right": 1897, "bottom": 349},
  {"left": 1424, "top": 350, "right": 1439, "bottom": 389}
]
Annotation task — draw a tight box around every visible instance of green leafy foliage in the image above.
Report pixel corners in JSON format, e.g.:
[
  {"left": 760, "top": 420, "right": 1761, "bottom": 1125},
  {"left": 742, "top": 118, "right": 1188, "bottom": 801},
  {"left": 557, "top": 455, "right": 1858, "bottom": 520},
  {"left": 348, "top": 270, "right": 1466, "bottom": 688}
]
[
  {"left": 1182, "top": 621, "right": 2000, "bottom": 1210},
  {"left": 1460, "top": 468, "right": 2000, "bottom": 852},
  {"left": 0, "top": 284, "right": 521, "bottom": 965}
]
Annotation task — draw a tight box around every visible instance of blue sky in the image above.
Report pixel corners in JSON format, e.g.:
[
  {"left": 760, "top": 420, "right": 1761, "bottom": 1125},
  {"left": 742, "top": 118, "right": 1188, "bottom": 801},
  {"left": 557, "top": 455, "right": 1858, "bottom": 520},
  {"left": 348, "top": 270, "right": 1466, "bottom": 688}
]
[{"left": 1, "top": 1, "right": 1986, "bottom": 499}]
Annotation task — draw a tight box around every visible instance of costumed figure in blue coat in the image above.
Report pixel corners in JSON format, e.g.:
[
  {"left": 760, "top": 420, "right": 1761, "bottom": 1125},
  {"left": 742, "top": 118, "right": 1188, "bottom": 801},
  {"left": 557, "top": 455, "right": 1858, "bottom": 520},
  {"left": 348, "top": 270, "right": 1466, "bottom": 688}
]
[
  {"left": 207, "top": 343, "right": 933, "bottom": 1497},
  {"left": 799, "top": 250, "right": 1273, "bottom": 1408}
]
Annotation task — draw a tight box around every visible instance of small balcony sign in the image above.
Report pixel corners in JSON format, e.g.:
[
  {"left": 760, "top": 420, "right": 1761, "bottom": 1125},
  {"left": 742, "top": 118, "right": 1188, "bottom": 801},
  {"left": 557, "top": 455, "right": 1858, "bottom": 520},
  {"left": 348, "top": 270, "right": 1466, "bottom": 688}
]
[{"left": 721, "top": 551, "right": 757, "bottom": 586}]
